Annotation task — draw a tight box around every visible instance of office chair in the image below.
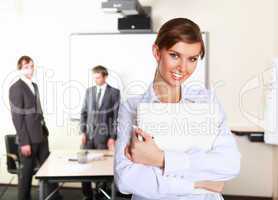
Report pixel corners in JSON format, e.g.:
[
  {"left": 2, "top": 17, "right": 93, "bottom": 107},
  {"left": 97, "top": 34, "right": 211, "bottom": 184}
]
[
  {"left": 0, "top": 135, "right": 21, "bottom": 199},
  {"left": 4, "top": 134, "right": 40, "bottom": 175},
  {"left": 5, "top": 134, "right": 20, "bottom": 174},
  {"left": 4, "top": 135, "right": 62, "bottom": 200}
]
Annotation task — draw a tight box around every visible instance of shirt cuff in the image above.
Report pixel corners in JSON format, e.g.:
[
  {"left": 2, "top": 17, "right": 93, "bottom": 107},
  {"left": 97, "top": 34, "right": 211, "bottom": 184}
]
[
  {"left": 154, "top": 167, "right": 195, "bottom": 196},
  {"left": 163, "top": 151, "right": 190, "bottom": 175}
]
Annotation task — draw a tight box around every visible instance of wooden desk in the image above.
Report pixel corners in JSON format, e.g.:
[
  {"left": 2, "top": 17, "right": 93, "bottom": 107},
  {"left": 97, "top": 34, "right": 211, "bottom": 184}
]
[
  {"left": 231, "top": 126, "right": 264, "bottom": 142},
  {"left": 231, "top": 126, "right": 264, "bottom": 135},
  {"left": 35, "top": 150, "right": 115, "bottom": 200}
]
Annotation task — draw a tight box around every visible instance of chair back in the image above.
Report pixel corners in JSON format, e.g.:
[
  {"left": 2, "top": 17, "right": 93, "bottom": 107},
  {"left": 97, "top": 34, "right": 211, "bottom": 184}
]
[{"left": 5, "top": 134, "right": 19, "bottom": 174}]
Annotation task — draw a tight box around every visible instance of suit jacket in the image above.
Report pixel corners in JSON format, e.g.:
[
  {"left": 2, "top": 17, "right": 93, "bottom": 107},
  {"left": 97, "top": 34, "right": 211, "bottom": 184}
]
[
  {"left": 9, "top": 79, "right": 46, "bottom": 146},
  {"left": 80, "top": 84, "right": 120, "bottom": 143}
]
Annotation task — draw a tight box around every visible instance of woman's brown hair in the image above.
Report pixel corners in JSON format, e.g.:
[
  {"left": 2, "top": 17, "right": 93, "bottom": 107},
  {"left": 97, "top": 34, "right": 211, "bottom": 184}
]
[{"left": 154, "top": 18, "right": 205, "bottom": 59}]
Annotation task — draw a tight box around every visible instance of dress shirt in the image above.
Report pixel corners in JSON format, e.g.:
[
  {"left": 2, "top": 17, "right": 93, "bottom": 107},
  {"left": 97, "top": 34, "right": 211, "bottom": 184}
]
[
  {"left": 114, "top": 83, "right": 241, "bottom": 200},
  {"left": 96, "top": 83, "right": 107, "bottom": 108},
  {"left": 20, "top": 75, "right": 35, "bottom": 95}
]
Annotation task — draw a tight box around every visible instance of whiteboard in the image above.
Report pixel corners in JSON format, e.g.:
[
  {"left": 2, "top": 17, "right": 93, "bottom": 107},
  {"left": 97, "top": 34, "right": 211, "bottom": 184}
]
[{"left": 69, "top": 33, "right": 208, "bottom": 118}]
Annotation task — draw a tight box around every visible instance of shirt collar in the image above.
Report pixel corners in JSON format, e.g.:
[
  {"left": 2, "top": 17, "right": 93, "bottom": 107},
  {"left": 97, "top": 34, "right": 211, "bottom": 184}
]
[
  {"left": 96, "top": 83, "right": 107, "bottom": 91},
  {"left": 142, "top": 82, "right": 201, "bottom": 103},
  {"left": 20, "top": 75, "right": 33, "bottom": 86}
]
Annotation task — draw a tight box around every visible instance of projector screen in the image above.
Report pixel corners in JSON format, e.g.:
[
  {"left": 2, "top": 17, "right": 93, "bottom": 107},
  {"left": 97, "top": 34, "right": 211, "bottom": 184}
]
[{"left": 69, "top": 33, "right": 208, "bottom": 118}]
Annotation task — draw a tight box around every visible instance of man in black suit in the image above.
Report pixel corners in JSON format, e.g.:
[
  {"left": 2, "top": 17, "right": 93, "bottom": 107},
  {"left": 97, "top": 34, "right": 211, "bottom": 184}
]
[
  {"left": 9, "top": 56, "right": 62, "bottom": 200},
  {"left": 80, "top": 65, "right": 120, "bottom": 200}
]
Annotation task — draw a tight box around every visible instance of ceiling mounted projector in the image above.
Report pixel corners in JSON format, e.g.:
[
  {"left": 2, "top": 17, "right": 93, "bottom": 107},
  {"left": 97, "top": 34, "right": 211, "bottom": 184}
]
[
  {"left": 101, "top": 0, "right": 152, "bottom": 32},
  {"left": 101, "top": 0, "right": 147, "bottom": 16}
]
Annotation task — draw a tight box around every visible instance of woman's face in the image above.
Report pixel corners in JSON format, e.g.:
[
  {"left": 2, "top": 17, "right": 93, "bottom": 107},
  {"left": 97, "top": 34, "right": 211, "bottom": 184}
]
[{"left": 153, "top": 41, "right": 201, "bottom": 87}]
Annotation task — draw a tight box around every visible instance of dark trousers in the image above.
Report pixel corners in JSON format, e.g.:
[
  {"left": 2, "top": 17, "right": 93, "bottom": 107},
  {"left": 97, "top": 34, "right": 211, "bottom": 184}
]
[
  {"left": 81, "top": 138, "right": 107, "bottom": 198},
  {"left": 18, "top": 136, "right": 59, "bottom": 200}
]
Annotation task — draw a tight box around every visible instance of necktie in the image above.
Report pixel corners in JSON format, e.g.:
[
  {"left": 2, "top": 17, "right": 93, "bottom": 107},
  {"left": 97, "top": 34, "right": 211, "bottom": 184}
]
[{"left": 96, "top": 88, "right": 102, "bottom": 109}]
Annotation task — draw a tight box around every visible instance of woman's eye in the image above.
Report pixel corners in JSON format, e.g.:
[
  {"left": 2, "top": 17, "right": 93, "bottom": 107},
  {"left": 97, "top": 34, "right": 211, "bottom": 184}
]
[
  {"left": 190, "top": 57, "right": 198, "bottom": 62},
  {"left": 169, "top": 53, "right": 178, "bottom": 59}
]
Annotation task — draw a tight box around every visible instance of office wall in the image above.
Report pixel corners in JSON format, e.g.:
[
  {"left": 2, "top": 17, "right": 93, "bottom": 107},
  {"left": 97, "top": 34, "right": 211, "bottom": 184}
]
[
  {"left": 227, "top": 136, "right": 273, "bottom": 197},
  {"left": 273, "top": 1, "right": 278, "bottom": 199},
  {"left": 0, "top": 0, "right": 276, "bottom": 197},
  {"left": 275, "top": 0, "right": 278, "bottom": 56}
]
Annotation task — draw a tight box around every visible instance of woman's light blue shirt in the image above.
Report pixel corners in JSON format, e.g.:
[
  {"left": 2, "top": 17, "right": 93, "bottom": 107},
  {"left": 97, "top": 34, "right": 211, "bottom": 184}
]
[{"left": 114, "top": 83, "right": 241, "bottom": 200}]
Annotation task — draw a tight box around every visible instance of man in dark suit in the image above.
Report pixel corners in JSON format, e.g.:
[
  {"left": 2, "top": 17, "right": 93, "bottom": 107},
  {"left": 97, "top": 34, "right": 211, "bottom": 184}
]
[
  {"left": 9, "top": 56, "right": 62, "bottom": 200},
  {"left": 80, "top": 65, "right": 120, "bottom": 200}
]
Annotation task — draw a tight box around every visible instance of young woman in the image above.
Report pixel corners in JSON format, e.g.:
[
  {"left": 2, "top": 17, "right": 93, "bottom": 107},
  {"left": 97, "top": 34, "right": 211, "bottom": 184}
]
[{"left": 114, "top": 18, "right": 240, "bottom": 200}]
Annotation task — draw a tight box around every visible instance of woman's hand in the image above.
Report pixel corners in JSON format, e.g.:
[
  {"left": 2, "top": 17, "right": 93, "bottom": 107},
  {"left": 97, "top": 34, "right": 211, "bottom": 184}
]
[
  {"left": 194, "top": 181, "right": 225, "bottom": 193},
  {"left": 125, "top": 127, "right": 164, "bottom": 168}
]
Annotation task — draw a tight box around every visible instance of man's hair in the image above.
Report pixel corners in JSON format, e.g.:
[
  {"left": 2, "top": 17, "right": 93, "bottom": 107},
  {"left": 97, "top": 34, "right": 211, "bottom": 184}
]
[
  {"left": 92, "top": 65, "right": 108, "bottom": 77},
  {"left": 17, "top": 55, "right": 33, "bottom": 70}
]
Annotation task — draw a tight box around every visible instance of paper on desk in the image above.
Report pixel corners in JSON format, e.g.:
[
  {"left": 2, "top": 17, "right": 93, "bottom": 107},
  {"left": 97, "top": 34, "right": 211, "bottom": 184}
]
[
  {"left": 137, "top": 103, "right": 222, "bottom": 151},
  {"left": 63, "top": 152, "right": 104, "bottom": 172},
  {"left": 69, "top": 152, "right": 104, "bottom": 161},
  {"left": 86, "top": 152, "right": 104, "bottom": 161}
]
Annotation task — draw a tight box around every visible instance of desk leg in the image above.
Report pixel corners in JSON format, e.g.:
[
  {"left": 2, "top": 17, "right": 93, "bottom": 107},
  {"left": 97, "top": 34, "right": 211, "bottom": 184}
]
[
  {"left": 39, "top": 180, "right": 47, "bottom": 200},
  {"left": 111, "top": 181, "right": 116, "bottom": 200}
]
